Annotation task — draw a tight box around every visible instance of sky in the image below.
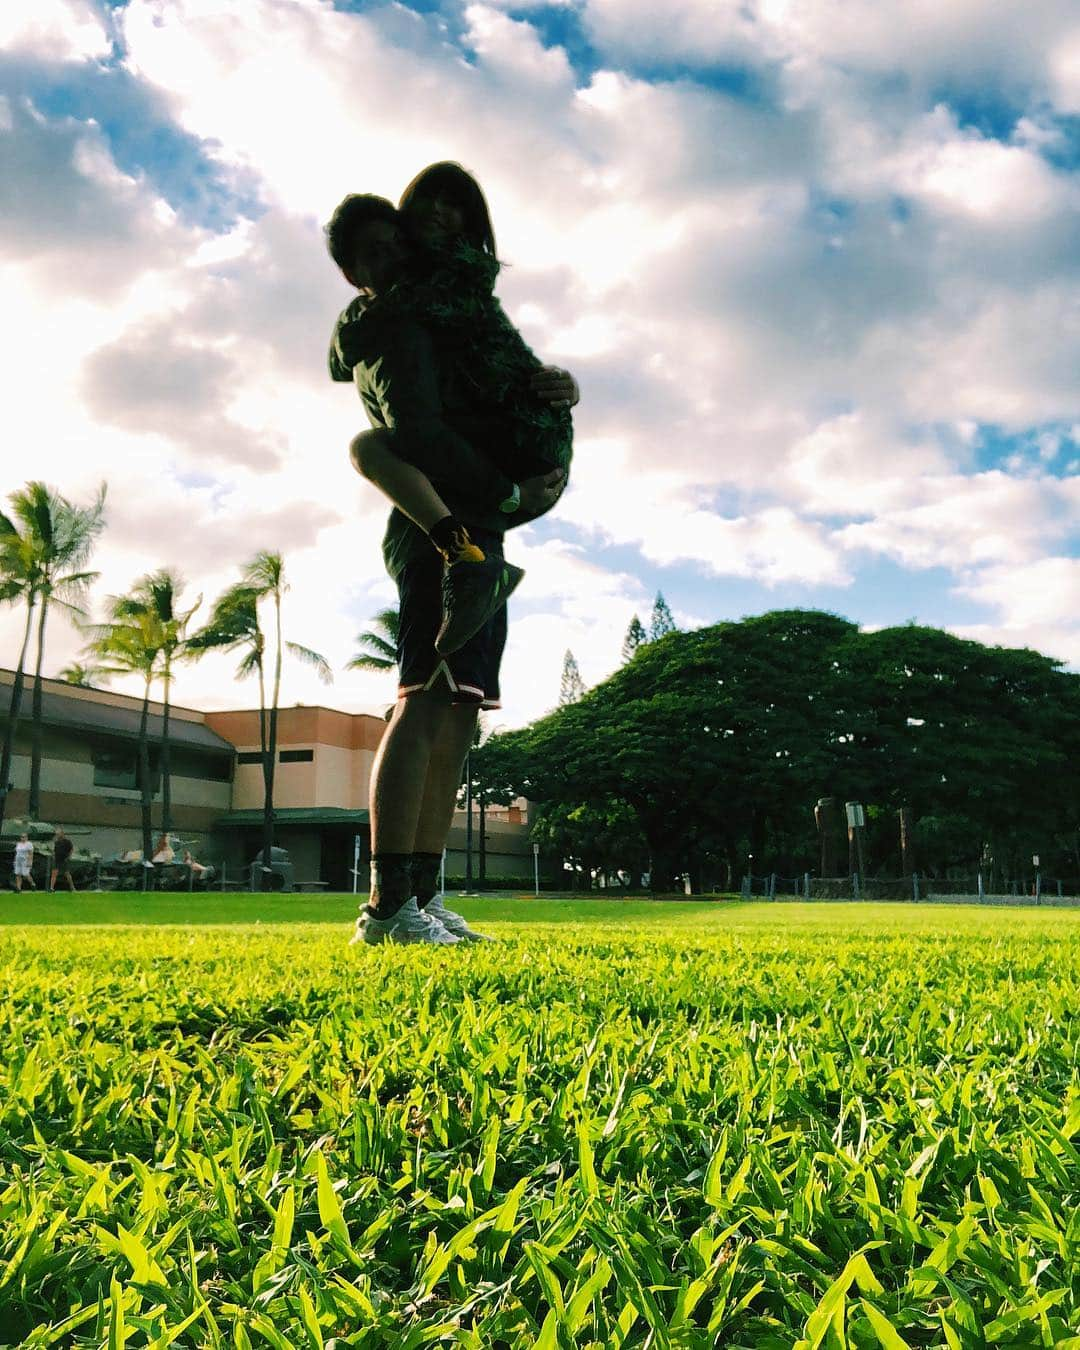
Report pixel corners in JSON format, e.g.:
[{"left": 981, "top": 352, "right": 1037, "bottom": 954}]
[{"left": 1, "top": 0, "right": 1078, "bottom": 731}]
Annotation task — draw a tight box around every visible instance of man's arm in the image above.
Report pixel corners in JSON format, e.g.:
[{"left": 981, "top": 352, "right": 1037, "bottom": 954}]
[{"left": 355, "top": 315, "right": 516, "bottom": 508}]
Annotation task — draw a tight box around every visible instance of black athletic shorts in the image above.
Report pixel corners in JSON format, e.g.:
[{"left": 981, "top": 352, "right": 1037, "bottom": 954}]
[{"left": 396, "top": 528, "right": 508, "bottom": 710}]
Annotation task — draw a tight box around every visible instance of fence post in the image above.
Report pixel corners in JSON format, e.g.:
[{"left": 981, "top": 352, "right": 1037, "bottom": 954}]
[
  {"left": 741, "top": 875, "right": 750, "bottom": 900},
  {"left": 977, "top": 871, "right": 984, "bottom": 900},
  {"left": 912, "top": 872, "right": 920, "bottom": 903},
  {"left": 1058, "top": 880, "right": 1063, "bottom": 898},
  {"left": 852, "top": 872, "right": 860, "bottom": 901},
  {"left": 804, "top": 871, "right": 811, "bottom": 900},
  {"left": 1035, "top": 871, "right": 1042, "bottom": 903},
  {"left": 769, "top": 873, "right": 777, "bottom": 900},
  {"left": 188, "top": 863, "right": 194, "bottom": 892}
]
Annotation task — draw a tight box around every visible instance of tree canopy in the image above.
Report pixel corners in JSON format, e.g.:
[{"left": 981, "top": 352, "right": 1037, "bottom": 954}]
[{"left": 483, "top": 610, "right": 1080, "bottom": 890}]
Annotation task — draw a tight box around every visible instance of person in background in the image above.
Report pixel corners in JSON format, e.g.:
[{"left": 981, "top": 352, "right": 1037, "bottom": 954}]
[
  {"left": 152, "top": 833, "right": 174, "bottom": 864},
  {"left": 182, "top": 849, "right": 214, "bottom": 884},
  {"left": 51, "top": 827, "right": 75, "bottom": 892},
  {"left": 13, "top": 833, "right": 35, "bottom": 892}
]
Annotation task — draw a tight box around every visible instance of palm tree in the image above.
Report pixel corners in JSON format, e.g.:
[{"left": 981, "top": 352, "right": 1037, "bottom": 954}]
[
  {"left": 85, "top": 602, "right": 164, "bottom": 865},
  {"left": 0, "top": 529, "right": 39, "bottom": 831},
  {"left": 111, "top": 570, "right": 201, "bottom": 835},
  {"left": 0, "top": 482, "right": 105, "bottom": 827},
  {"left": 346, "top": 607, "right": 400, "bottom": 673},
  {"left": 188, "top": 587, "right": 267, "bottom": 794},
  {"left": 191, "top": 556, "right": 330, "bottom": 875},
  {"left": 241, "top": 552, "right": 331, "bottom": 869},
  {"left": 58, "top": 661, "right": 110, "bottom": 688}
]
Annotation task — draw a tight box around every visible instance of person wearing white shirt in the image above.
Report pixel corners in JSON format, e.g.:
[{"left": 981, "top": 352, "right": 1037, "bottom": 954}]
[{"left": 13, "top": 834, "right": 35, "bottom": 892}]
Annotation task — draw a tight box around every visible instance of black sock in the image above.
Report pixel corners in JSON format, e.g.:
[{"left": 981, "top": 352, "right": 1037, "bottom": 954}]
[
  {"left": 428, "top": 515, "right": 463, "bottom": 552},
  {"left": 412, "top": 852, "right": 443, "bottom": 909},
  {"left": 368, "top": 852, "right": 413, "bottom": 921}
]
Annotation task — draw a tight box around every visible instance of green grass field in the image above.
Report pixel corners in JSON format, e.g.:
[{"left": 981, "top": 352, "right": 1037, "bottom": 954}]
[{"left": 1, "top": 898, "right": 1078, "bottom": 1347}]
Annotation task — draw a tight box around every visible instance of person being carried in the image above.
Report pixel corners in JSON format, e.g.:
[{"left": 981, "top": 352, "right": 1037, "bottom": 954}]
[
  {"left": 12, "top": 833, "right": 36, "bottom": 892},
  {"left": 327, "top": 164, "right": 576, "bottom": 656}
]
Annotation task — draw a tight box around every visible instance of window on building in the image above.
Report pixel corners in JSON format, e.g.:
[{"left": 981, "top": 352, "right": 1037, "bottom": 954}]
[
  {"left": 280, "top": 748, "right": 314, "bottom": 763},
  {"left": 237, "top": 751, "right": 263, "bottom": 766},
  {"left": 91, "top": 747, "right": 159, "bottom": 793},
  {"left": 169, "top": 749, "right": 233, "bottom": 783},
  {"left": 93, "top": 749, "right": 138, "bottom": 790}
]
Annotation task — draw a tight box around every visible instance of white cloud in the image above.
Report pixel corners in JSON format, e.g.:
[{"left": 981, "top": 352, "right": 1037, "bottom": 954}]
[
  {"left": 1, "top": 0, "right": 1078, "bottom": 737},
  {"left": 0, "top": 0, "right": 110, "bottom": 62},
  {"left": 837, "top": 472, "right": 1078, "bottom": 571}
]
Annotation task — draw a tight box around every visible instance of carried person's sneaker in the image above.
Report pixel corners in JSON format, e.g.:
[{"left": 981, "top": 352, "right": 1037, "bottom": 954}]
[
  {"left": 435, "top": 556, "right": 524, "bottom": 656},
  {"left": 350, "top": 896, "right": 461, "bottom": 946},
  {"left": 436, "top": 524, "right": 486, "bottom": 566},
  {"left": 421, "top": 894, "right": 496, "bottom": 942}
]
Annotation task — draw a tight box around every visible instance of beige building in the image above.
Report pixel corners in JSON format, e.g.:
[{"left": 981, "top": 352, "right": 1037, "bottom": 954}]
[{"left": 1, "top": 668, "right": 540, "bottom": 889}]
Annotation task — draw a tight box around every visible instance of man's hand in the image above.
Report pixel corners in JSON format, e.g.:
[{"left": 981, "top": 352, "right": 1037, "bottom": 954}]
[
  {"left": 518, "top": 467, "right": 567, "bottom": 515},
  {"left": 530, "top": 365, "right": 579, "bottom": 408}
]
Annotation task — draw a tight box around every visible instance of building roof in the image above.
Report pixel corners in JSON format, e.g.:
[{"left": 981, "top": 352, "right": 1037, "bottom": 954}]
[
  {"left": 216, "top": 807, "right": 370, "bottom": 826},
  {"left": 0, "top": 684, "right": 234, "bottom": 755}
]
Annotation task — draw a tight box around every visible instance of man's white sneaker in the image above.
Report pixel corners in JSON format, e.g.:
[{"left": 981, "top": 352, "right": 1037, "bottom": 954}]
[
  {"left": 420, "top": 894, "right": 496, "bottom": 942},
  {"left": 350, "top": 896, "right": 461, "bottom": 946}
]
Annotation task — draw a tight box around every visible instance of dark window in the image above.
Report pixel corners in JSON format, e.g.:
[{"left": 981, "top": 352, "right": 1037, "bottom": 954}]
[
  {"left": 170, "top": 748, "right": 234, "bottom": 783},
  {"left": 93, "top": 749, "right": 137, "bottom": 789},
  {"left": 280, "top": 749, "right": 314, "bottom": 764},
  {"left": 237, "top": 751, "right": 264, "bottom": 766},
  {"left": 92, "top": 748, "right": 159, "bottom": 793}
]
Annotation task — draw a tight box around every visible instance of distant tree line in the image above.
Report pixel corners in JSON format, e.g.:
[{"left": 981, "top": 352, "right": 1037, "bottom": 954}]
[{"left": 474, "top": 610, "right": 1080, "bottom": 892}]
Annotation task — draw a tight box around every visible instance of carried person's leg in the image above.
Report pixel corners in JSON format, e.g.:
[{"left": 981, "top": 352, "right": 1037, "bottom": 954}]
[{"left": 350, "top": 429, "right": 523, "bottom": 655}]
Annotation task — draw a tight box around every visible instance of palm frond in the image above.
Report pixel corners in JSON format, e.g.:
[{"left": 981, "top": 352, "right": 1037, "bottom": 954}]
[
  {"left": 345, "top": 652, "right": 396, "bottom": 672},
  {"left": 243, "top": 550, "right": 286, "bottom": 596},
  {"left": 286, "top": 641, "right": 333, "bottom": 684}
]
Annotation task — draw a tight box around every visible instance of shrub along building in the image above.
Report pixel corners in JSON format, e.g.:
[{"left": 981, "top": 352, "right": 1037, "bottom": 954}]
[{"left": 0, "top": 667, "right": 537, "bottom": 889}]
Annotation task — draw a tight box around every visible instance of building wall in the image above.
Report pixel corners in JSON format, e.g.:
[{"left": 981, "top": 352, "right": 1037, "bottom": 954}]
[{"left": 206, "top": 705, "right": 383, "bottom": 811}]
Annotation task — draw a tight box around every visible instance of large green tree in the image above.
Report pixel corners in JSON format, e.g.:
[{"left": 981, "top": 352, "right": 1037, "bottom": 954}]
[{"left": 481, "top": 611, "right": 1080, "bottom": 890}]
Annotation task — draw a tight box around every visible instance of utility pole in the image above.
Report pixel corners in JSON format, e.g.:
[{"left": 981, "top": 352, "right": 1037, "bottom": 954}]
[
  {"left": 815, "top": 797, "right": 839, "bottom": 875},
  {"left": 845, "top": 801, "right": 866, "bottom": 879},
  {"left": 899, "top": 805, "right": 915, "bottom": 875},
  {"left": 463, "top": 751, "right": 474, "bottom": 893}
]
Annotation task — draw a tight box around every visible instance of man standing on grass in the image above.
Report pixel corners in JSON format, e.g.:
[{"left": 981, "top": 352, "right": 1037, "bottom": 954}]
[
  {"left": 326, "top": 195, "right": 570, "bottom": 946},
  {"left": 51, "top": 827, "right": 74, "bottom": 892}
]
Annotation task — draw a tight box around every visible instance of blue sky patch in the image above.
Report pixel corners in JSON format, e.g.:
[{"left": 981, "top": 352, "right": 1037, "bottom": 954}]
[{"left": 2, "top": 55, "right": 264, "bottom": 232}]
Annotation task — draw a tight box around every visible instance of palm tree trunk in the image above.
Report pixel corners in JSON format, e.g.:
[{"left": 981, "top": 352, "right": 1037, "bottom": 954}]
[
  {"left": 28, "top": 596, "right": 49, "bottom": 818},
  {"left": 262, "top": 593, "right": 283, "bottom": 871},
  {"left": 138, "top": 675, "right": 153, "bottom": 864},
  {"left": 478, "top": 787, "right": 487, "bottom": 887},
  {"left": 257, "top": 654, "right": 272, "bottom": 871},
  {"left": 160, "top": 661, "right": 172, "bottom": 835},
  {"left": 0, "top": 597, "right": 36, "bottom": 832},
  {"left": 464, "top": 753, "right": 473, "bottom": 891}
]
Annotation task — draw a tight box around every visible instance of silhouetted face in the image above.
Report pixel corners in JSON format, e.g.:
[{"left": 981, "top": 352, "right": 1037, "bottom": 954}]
[
  {"left": 406, "top": 193, "right": 466, "bottom": 246},
  {"left": 346, "top": 219, "right": 407, "bottom": 294}
]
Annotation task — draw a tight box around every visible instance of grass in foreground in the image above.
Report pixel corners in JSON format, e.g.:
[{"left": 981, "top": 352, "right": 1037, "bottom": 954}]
[{"left": 1, "top": 902, "right": 1078, "bottom": 1347}]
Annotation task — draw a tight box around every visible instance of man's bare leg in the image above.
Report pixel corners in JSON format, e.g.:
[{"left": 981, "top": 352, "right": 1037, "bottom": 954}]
[
  {"left": 369, "top": 684, "right": 457, "bottom": 855},
  {"left": 409, "top": 704, "right": 496, "bottom": 940},
  {"left": 413, "top": 702, "right": 478, "bottom": 856}
]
